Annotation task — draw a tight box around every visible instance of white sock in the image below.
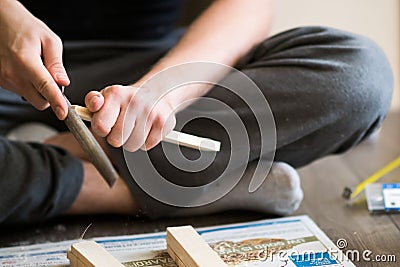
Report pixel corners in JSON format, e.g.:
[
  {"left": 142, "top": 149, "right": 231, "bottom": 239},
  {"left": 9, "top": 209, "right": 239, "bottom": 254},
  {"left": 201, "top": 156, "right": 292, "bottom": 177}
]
[{"left": 169, "top": 161, "right": 304, "bottom": 217}]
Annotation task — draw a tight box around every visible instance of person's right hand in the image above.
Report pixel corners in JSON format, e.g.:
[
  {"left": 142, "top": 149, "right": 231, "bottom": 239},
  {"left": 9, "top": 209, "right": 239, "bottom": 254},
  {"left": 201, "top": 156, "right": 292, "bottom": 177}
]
[{"left": 0, "top": 0, "right": 69, "bottom": 119}]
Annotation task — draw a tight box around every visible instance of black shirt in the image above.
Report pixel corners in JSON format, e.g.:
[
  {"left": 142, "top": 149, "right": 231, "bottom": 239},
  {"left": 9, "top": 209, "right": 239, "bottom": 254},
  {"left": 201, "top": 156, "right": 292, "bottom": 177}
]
[{"left": 19, "top": 0, "right": 184, "bottom": 41}]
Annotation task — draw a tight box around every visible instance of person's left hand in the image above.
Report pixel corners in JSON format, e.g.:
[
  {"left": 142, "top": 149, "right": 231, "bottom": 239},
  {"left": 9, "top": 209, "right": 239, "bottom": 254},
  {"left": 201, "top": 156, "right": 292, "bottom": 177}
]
[{"left": 85, "top": 85, "right": 177, "bottom": 152}]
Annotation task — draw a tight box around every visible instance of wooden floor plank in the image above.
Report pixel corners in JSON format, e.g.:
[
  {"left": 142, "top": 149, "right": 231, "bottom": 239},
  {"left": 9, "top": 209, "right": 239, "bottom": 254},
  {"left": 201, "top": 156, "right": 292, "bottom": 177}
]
[
  {"left": 295, "top": 112, "right": 400, "bottom": 266},
  {"left": 296, "top": 163, "right": 400, "bottom": 266}
]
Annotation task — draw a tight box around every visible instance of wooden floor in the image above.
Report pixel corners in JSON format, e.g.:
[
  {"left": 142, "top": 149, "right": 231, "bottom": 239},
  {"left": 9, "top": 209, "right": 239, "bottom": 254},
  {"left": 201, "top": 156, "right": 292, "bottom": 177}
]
[
  {"left": 295, "top": 111, "right": 400, "bottom": 266},
  {"left": 1, "top": 112, "right": 399, "bottom": 266}
]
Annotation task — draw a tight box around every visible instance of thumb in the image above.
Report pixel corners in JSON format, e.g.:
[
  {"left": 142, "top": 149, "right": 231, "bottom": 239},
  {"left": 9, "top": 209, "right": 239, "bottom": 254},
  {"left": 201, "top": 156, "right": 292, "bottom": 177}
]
[
  {"left": 42, "top": 36, "right": 70, "bottom": 86},
  {"left": 85, "top": 91, "right": 104, "bottom": 112}
]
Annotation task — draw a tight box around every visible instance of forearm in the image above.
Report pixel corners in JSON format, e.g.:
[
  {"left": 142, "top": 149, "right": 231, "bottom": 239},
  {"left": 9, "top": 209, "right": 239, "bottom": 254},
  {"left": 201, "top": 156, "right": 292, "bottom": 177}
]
[
  {"left": 135, "top": 0, "right": 274, "bottom": 107},
  {"left": 0, "top": 0, "right": 70, "bottom": 119},
  {"left": 87, "top": 0, "right": 274, "bottom": 150}
]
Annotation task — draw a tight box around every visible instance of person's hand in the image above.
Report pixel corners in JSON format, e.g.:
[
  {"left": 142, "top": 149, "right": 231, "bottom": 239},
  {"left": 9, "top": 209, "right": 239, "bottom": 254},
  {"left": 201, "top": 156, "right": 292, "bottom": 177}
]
[
  {"left": 85, "top": 85, "right": 177, "bottom": 152},
  {"left": 0, "top": 0, "right": 69, "bottom": 119}
]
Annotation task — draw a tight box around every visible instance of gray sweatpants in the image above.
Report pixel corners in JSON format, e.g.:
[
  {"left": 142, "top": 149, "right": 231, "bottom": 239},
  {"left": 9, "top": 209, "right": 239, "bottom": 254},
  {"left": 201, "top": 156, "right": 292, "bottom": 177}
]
[{"left": 0, "top": 27, "right": 393, "bottom": 223}]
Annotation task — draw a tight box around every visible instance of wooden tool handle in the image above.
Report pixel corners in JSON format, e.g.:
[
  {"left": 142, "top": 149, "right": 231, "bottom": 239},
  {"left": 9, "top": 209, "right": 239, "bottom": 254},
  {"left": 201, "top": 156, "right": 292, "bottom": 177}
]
[
  {"left": 72, "top": 105, "right": 221, "bottom": 152},
  {"left": 65, "top": 102, "right": 118, "bottom": 187}
]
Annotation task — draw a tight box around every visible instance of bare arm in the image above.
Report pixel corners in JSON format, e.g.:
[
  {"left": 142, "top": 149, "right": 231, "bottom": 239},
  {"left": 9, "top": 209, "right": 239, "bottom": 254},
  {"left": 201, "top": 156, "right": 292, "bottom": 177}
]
[
  {"left": 137, "top": 0, "right": 274, "bottom": 102},
  {"left": 0, "top": 0, "right": 70, "bottom": 119},
  {"left": 149, "top": 0, "right": 273, "bottom": 67},
  {"left": 86, "top": 0, "right": 274, "bottom": 151}
]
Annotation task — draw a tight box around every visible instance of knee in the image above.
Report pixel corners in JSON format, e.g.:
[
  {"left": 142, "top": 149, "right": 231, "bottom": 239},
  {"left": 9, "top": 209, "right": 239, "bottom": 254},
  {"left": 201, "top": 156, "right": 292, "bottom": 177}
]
[
  {"left": 256, "top": 26, "right": 393, "bottom": 120},
  {"left": 341, "top": 28, "right": 392, "bottom": 115},
  {"left": 282, "top": 27, "right": 393, "bottom": 160},
  {"left": 301, "top": 27, "right": 393, "bottom": 139},
  {"left": 319, "top": 28, "right": 394, "bottom": 152},
  {"left": 312, "top": 27, "right": 393, "bottom": 133}
]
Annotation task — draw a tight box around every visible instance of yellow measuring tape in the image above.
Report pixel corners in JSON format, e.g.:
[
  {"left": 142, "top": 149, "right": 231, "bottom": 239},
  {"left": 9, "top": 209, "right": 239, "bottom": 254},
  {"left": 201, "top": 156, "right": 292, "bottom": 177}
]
[{"left": 343, "top": 156, "right": 400, "bottom": 201}]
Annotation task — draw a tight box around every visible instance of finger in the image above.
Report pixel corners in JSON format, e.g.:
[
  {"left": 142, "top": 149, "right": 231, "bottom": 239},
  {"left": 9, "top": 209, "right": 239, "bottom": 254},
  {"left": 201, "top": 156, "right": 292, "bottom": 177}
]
[
  {"left": 20, "top": 85, "right": 49, "bottom": 110},
  {"left": 142, "top": 125, "right": 161, "bottom": 151},
  {"left": 124, "top": 112, "right": 151, "bottom": 152},
  {"left": 91, "top": 95, "right": 120, "bottom": 137},
  {"left": 25, "top": 56, "right": 68, "bottom": 119},
  {"left": 107, "top": 105, "right": 136, "bottom": 148},
  {"left": 143, "top": 113, "right": 176, "bottom": 150},
  {"left": 42, "top": 36, "right": 70, "bottom": 86},
  {"left": 0, "top": 69, "right": 49, "bottom": 109},
  {"left": 85, "top": 91, "right": 104, "bottom": 112}
]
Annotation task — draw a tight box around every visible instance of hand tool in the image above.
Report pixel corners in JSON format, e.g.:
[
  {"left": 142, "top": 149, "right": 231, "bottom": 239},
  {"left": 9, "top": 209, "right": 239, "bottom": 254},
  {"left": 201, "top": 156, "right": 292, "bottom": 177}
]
[{"left": 63, "top": 95, "right": 119, "bottom": 187}]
